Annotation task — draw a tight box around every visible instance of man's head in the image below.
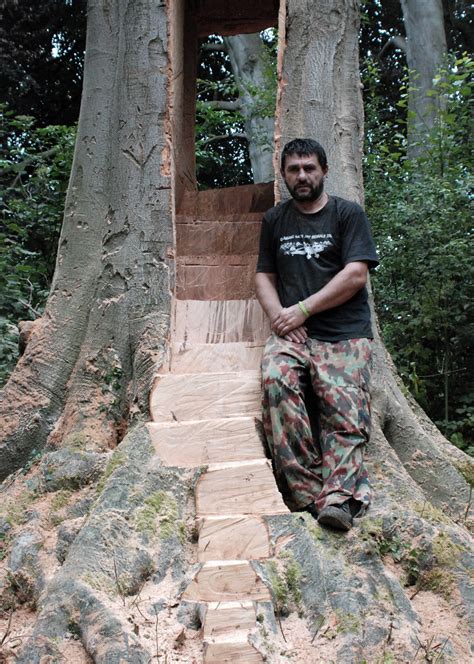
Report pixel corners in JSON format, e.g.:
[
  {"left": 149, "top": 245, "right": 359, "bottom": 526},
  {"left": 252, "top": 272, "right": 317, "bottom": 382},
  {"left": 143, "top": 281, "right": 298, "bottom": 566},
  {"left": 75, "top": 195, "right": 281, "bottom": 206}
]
[{"left": 280, "top": 138, "right": 328, "bottom": 203}]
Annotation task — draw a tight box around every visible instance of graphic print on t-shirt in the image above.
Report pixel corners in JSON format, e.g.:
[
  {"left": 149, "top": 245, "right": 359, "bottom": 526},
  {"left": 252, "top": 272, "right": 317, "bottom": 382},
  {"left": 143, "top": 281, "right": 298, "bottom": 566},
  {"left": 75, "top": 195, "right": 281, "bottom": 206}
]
[{"left": 280, "top": 233, "right": 333, "bottom": 260}]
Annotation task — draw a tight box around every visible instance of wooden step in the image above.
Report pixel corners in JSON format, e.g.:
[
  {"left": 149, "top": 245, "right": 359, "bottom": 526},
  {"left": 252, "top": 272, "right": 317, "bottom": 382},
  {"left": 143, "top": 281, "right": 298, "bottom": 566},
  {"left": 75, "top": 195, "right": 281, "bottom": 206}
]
[
  {"left": 198, "top": 516, "right": 271, "bottom": 561},
  {"left": 182, "top": 560, "right": 271, "bottom": 602},
  {"left": 176, "top": 255, "right": 257, "bottom": 300},
  {"left": 204, "top": 641, "right": 263, "bottom": 663},
  {"left": 147, "top": 417, "right": 265, "bottom": 466},
  {"left": 176, "top": 213, "right": 264, "bottom": 224},
  {"left": 196, "top": 460, "right": 288, "bottom": 516},
  {"left": 177, "top": 182, "right": 273, "bottom": 218},
  {"left": 150, "top": 371, "right": 261, "bottom": 423},
  {"left": 176, "top": 220, "right": 261, "bottom": 256},
  {"left": 173, "top": 299, "right": 270, "bottom": 344},
  {"left": 170, "top": 341, "right": 264, "bottom": 373},
  {"left": 203, "top": 601, "right": 256, "bottom": 639}
]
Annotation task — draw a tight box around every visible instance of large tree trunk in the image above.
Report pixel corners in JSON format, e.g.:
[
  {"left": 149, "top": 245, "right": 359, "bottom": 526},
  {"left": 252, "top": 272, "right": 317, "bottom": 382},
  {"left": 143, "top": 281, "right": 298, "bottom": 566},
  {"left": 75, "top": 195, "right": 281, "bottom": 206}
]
[
  {"left": 0, "top": 0, "right": 172, "bottom": 475},
  {"left": 0, "top": 1, "right": 472, "bottom": 663},
  {"left": 400, "top": 0, "right": 448, "bottom": 156},
  {"left": 223, "top": 33, "right": 275, "bottom": 183}
]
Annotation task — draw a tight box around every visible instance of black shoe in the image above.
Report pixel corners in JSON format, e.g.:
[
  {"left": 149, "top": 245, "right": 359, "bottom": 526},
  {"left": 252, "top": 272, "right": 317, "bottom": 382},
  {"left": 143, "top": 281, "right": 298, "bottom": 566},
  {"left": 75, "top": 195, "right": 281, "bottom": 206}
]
[
  {"left": 295, "top": 502, "right": 319, "bottom": 519},
  {"left": 318, "top": 501, "right": 353, "bottom": 531}
]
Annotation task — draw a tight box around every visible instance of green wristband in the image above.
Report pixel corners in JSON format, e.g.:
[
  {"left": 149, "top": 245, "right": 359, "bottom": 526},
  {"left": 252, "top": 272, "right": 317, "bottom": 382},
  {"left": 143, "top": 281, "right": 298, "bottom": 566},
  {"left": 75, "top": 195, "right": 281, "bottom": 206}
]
[{"left": 298, "top": 301, "right": 310, "bottom": 317}]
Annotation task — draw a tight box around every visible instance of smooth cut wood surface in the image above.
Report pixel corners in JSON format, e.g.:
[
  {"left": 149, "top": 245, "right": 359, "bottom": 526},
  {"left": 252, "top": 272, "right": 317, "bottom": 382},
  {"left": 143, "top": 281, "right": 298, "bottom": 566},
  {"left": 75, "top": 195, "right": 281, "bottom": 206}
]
[
  {"left": 176, "top": 256, "right": 258, "bottom": 300},
  {"left": 173, "top": 299, "right": 271, "bottom": 344},
  {"left": 196, "top": 460, "right": 289, "bottom": 516},
  {"left": 178, "top": 182, "right": 273, "bottom": 217},
  {"left": 176, "top": 220, "right": 261, "bottom": 256},
  {"left": 150, "top": 371, "right": 261, "bottom": 422},
  {"left": 170, "top": 341, "right": 264, "bottom": 373},
  {"left": 183, "top": 561, "right": 271, "bottom": 602},
  {"left": 203, "top": 601, "right": 256, "bottom": 639},
  {"left": 147, "top": 417, "right": 265, "bottom": 467},
  {"left": 198, "top": 516, "right": 271, "bottom": 561},
  {"left": 204, "top": 641, "right": 263, "bottom": 663}
]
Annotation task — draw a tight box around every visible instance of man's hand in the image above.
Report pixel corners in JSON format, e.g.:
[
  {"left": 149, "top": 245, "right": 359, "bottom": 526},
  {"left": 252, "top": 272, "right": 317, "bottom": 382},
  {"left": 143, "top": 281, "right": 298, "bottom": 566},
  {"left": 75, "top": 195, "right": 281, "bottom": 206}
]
[
  {"left": 271, "top": 305, "right": 308, "bottom": 341},
  {"left": 255, "top": 273, "right": 308, "bottom": 343},
  {"left": 282, "top": 325, "right": 308, "bottom": 343}
]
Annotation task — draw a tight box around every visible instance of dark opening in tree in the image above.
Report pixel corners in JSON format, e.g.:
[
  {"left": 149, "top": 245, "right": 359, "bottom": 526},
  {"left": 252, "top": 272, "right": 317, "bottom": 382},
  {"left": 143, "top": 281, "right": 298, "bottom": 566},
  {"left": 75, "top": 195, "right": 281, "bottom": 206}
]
[{"left": 196, "top": 30, "right": 277, "bottom": 189}]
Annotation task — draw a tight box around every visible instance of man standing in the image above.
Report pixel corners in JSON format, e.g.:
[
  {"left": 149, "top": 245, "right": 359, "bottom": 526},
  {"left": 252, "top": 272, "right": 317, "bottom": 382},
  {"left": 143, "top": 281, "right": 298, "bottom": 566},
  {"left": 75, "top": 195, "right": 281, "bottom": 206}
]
[{"left": 256, "top": 138, "right": 379, "bottom": 531}]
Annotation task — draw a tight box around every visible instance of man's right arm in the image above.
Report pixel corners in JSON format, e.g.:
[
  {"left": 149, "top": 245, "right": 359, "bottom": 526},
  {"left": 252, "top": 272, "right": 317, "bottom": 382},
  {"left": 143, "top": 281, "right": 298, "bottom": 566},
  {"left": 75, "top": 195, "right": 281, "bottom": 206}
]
[{"left": 255, "top": 272, "right": 308, "bottom": 343}]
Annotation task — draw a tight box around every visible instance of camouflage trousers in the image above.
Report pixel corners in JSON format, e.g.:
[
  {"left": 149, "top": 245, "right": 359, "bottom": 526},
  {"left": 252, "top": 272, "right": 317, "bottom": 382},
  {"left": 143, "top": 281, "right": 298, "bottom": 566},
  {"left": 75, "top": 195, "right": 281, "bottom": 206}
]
[{"left": 261, "top": 334, "right": 373, "bottom": 513}]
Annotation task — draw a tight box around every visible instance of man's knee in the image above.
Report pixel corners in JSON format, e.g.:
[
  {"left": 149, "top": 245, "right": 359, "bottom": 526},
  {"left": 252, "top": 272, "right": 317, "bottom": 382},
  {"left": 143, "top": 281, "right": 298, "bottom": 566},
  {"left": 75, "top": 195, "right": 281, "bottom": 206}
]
[{"left": 262, "top": 359, "right": 305, "bottom": 396}]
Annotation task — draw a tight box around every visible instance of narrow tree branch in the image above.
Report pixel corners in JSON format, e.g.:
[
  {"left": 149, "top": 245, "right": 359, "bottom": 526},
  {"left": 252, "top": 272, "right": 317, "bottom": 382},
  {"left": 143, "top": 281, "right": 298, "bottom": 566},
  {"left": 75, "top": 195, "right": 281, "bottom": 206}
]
[
  {"left": 198, "top": 133, "right": 247, "bottom": 147},
  {"left": 200, "top": 100, "right": 242, "bottom": 111},
  {"left": 200, "top": 42, "right": 228, "bottom": 53},
  {"left": 13, "top": 147, "right": 59, "bottom": 173},
  {"left": 379, "top": 34, "right": 407, "bottom": 58},
  {"left": 18, "top": 299, "right": 42, "bottom": 318}
]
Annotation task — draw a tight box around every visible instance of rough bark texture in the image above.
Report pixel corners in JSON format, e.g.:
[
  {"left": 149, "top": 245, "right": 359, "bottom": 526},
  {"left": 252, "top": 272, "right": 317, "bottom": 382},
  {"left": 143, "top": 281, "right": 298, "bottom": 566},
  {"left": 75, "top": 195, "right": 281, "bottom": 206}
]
[
  {"left": 0, "top": 0, "right": 173, "bottom": 477},
  {"left": 0, "top": 1, "right": 472, "bottom": 663},
  {"left": 278, "top": 0, "right": 365, "bottom": 201},
  {"left": 224, "top": 33, "right": 276, "bottom": 183},
  {"left": 400, "top": 0, "right": 448, "bottom": 156}
]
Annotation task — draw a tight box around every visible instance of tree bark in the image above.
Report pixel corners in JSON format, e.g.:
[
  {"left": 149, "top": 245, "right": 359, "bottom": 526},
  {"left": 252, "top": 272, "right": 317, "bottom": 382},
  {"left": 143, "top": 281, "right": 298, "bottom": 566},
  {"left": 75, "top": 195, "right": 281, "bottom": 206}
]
[
  {"left": 400, "top": 0, "right": 448, "bottom": 156},
  {"left": 0, "top": 0, "right": 173, "bottom": 476},
  {"left": 224, "top": 33, "right": 276, "bottom": 183}
]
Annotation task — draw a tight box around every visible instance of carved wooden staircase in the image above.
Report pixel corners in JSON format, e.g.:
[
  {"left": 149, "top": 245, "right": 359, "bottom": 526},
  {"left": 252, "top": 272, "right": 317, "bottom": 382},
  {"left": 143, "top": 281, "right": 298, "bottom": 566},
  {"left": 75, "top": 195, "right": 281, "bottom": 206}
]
[{"left": 148, "top": 184, "right": 290, "bottom": 662}]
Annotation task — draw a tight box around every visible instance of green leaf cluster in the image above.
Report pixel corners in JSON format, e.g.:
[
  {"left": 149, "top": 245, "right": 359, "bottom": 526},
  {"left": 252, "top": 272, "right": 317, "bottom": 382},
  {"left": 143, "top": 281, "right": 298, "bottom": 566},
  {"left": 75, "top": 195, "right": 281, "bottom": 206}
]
[
  {"left": 364, "top": 55, "right": 473, "bottom": 452},
  {"left": 0, "top": 105, "right": 76, "bottom": 385},
  {"left": 195, "top": 29, "right": 277, "bottom": 189}
]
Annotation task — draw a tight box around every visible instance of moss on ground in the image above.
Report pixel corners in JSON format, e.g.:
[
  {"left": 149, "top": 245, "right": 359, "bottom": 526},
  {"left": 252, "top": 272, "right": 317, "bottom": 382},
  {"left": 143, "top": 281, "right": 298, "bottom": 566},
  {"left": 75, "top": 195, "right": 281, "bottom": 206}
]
[
  {"left": 432, "top": 532, "right": 462, "bottom": 566},
  {"left": 82, "top": 571, "right": 116, "bottom": 597},
  {"left": 454, "top": 460, "right": 474, "bottom": 487},
  {"left": 0, "top": 491, "right": 36, "bottom": 527},
  {"left": 334, "top": 608, "right": 362, "bottom": 634},
  {"left": 411, "top": 501, "right": 452, "bottom": 525},
  {"left": 134, "top": 490, "right": 181, "bottom": 539},
  {"left": 419, "top": 568, "right": 456, "bottom": 600},
  {"left": 267, "top": 550, "right": 302, "bottom": 616},
  {"left": 63, "top": 432, "right": 88, "bottom": 450},
  {"left": 96, "top": 450, "right": 126, "bottom": 493}
]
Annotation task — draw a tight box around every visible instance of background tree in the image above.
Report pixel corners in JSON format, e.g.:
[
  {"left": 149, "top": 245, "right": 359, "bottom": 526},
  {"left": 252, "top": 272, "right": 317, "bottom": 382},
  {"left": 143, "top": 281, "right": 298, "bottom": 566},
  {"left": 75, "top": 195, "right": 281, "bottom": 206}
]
[
  {"left": 0, "top": 109, "right": 76, "bottom": 383},
  {"left": 0, "top": 0, "right": 86, "bottom": 126},
  {"left": 364, "top": 56, "right": 473, "bottom": 452},
  {"left": 196, "top": 30, "right": 276, "bottom": 188},
  {"left": 360, "top": 0, "right": 473, "bottom": 149}
]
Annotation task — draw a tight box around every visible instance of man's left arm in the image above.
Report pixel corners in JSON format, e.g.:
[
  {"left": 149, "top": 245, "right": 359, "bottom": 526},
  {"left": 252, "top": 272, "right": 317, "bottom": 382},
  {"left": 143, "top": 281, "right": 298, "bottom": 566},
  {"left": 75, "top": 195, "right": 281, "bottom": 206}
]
[{"left": 271, "top": 261, "right": 368, "bottom": 338}]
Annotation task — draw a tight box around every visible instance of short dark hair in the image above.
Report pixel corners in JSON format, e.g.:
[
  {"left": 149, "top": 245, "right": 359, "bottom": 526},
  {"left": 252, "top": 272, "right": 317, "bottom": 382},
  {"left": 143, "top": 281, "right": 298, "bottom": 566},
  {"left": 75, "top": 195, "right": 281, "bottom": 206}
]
[{"left": 281, "top": 138, "right": 328, "bottom": 171}]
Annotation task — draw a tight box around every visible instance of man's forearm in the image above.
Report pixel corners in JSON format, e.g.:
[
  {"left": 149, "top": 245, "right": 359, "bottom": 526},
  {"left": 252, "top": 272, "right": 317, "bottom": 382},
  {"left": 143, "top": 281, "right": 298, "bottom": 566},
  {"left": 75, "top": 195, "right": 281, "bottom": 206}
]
[
  {"left": 301, "top": 262, "right": 368, "bottom": 316},
  {"left": 256, "top": 272, "right": 308, "bottom": 343},
  {"left": 255, "top": 272, "right": 282, "bottom": 319},
  {"left": 270, "top": 262, "right": 368, "bottom": 338}
]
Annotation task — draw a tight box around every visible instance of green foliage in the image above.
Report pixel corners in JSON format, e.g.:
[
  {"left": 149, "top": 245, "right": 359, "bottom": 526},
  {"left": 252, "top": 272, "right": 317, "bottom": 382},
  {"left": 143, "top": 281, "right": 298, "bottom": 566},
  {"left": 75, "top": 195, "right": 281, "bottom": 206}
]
[
  {"left": 364, "top": 55, "right": 474, "bottom": 452},
  {"left": 195, "top": 29, "right": 277, "bottom": 189},
  {"left": 196, "top": 36, "right": 251, "bottom": 188},
  {"left": 134, "top": 491, "right": 180, "bottom": 539},
  {"left": 0, "top": 106, "right": 76, "bottom": 385},
  {"left": 267, "top": 550, "right": 302, "bottom": 616},
  {"left": 0, "top": 0, "right": 86, "bottom": 126},
  {"left": 244, "top": 28, "right": 278, "bottom": 120}
]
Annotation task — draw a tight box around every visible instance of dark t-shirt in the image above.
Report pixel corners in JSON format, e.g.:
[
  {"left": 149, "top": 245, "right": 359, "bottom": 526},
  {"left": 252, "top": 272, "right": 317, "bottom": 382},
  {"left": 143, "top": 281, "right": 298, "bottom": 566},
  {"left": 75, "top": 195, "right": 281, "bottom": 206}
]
[{"left": 256, "top": 196, "right": 379, "bottom": 342}]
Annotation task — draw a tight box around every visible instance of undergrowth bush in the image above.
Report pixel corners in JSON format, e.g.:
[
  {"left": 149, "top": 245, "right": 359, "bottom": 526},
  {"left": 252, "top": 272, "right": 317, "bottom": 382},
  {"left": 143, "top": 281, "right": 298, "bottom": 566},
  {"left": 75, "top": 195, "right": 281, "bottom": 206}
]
[
  {"left": 364, "top": 55, "right": 473, "bottom": 453},
  {"left": 0, "top": 106, "right": 76, "bottom": 384}
]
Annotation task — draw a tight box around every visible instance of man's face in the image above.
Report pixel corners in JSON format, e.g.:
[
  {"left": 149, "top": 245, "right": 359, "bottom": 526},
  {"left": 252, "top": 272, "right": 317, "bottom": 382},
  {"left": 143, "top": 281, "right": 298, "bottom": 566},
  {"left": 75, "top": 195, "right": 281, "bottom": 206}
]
[{"left": 281, "top": 153, "right": 328, "bottom": 202}]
